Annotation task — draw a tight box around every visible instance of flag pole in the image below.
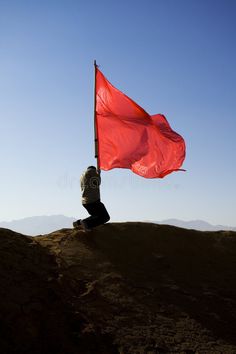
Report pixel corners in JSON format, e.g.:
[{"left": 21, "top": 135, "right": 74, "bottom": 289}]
[{"left": 94, "top": 60, "right": 100, "bottom": 173}]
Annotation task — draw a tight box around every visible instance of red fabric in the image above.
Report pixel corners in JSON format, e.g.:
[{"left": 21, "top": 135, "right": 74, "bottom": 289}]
[{"left": 95, "top": 68, "right": 186, "bottom": 178}]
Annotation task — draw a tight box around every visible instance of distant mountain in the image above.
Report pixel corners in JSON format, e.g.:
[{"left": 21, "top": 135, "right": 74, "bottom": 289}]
[
  {"left": 157, "top": 218, "right": 236, "bottom": 231},
  {"left": 0, "top": 215, "right": 76, "bottom": 236},
  {"left": 1, "top": 215, "right": 235, "bottom": 236}
]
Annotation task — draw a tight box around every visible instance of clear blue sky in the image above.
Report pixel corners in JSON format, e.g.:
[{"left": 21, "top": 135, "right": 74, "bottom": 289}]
[{"left": 0, "top": 0, "right": 235, "bottom": 226}]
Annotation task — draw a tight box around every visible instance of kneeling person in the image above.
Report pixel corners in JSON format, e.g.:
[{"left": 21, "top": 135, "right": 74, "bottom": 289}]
[{"left": 73, "top": 166, "right": 110, "bottom": 231}]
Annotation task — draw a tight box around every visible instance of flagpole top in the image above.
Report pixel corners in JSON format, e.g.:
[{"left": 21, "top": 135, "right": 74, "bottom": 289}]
[{"left": 94, "top": 60, "right": 97, "bottom": 67}]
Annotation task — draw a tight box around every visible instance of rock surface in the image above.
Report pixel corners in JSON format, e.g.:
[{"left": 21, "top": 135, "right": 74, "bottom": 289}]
[{"left": 0, "top": 222, "right": 236, "bottom": 353}]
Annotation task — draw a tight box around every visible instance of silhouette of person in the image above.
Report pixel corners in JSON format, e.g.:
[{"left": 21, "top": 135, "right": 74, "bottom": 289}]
[{"left": 73, "top": 166, "right": 110, "bottom": 231}]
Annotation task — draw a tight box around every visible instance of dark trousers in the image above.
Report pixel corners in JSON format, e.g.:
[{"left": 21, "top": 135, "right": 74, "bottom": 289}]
[{"left": 82, "top": 200, "right": 110, "bottom": 229}]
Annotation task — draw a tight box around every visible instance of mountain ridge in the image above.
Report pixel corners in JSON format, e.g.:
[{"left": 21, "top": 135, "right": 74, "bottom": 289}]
[
  {"left": 1, "top": 215, "right": 235, "bottom": 235},
  {"left": 158, "top": 218, "right": 236, "bottom": 232},
  {"left": 0, "top": 215, "right": 76, "bottom": 235}
]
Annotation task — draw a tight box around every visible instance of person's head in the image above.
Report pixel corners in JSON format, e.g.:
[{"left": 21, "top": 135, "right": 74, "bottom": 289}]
[{"left": 87, "top": 166, "right": 96, "bottom": 170}]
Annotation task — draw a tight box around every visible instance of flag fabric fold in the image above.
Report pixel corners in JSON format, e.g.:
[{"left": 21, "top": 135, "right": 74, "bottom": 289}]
[{"left": 95, "top": 67, "right": 186, "bottom": 178}]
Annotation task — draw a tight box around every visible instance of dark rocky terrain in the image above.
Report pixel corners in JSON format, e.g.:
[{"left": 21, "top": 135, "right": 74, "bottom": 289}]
[{"left": 0, "top": 222, "right": 236, "bottom": 354}]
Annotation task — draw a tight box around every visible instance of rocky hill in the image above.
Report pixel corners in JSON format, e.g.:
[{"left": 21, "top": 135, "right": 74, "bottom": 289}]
[{"left": 0, "top": 222, "right": 236, "bottom": 354}]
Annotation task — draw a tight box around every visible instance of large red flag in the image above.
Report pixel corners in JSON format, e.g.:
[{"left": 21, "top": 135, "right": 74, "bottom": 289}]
[{"left": 95, "top": 67, "right": 186, "bottom": 178}]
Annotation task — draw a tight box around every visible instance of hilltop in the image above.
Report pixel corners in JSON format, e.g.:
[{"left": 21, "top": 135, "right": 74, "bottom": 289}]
[
  {"left": 1, "top": 215, "right": 236, "bottom": 236},
  {"left": 0, "top": 223, "right": 236, "bottom": 354}
]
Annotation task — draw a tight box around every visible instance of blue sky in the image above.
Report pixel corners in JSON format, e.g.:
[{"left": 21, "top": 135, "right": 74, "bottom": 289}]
[{"left": 0, "top": 0, "right": 235, "bottom": 225}]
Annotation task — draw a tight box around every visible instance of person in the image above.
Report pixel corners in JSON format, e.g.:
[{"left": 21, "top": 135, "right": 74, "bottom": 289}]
[{"left": 73, "top": 166, "right": 110, "bottom": 231}]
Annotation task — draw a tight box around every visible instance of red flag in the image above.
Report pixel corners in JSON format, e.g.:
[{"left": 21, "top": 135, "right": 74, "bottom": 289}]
[{"left": 95, "top": 67, "right": 186, "bottom": 178}]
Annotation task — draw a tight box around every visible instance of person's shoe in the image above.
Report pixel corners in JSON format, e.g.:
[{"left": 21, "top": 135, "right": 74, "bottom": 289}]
[
  {"left": 80, "top": 220, "right": 91, "bottom": 232},
  {"left": 73, "top": 220, "right": 81, "bottom": 228}
]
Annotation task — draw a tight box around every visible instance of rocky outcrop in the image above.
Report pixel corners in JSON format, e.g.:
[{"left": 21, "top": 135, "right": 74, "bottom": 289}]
[{"left": 0, "top": 223, "right": 236, "bottom": 353}]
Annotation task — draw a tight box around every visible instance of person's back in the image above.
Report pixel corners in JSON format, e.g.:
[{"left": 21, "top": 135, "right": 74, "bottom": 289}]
[
  {"left": 80, "top": 166, "right": 101, "bottom": 205},
  {"left": 73, "top": 166, "right": 110, "bottom": 231}
]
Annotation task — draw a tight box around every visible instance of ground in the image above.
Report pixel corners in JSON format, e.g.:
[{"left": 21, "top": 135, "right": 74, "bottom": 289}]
[{"left": 0, "top": 222, "right": 236, "bottom": 354}]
